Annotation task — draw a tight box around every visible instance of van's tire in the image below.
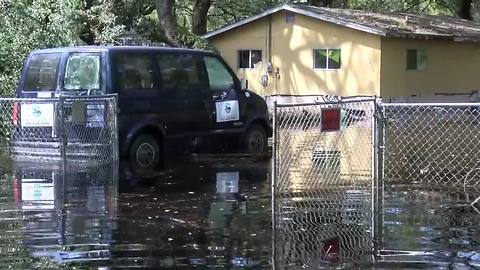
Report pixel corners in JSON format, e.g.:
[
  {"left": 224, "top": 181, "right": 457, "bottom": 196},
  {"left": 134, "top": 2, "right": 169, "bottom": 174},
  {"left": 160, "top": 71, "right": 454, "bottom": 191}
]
[
  {"left": 129, "top": 134, "right": 161, "bottom": 170},
  {"left": 242, "top": 124, "right": 268, "bottom": 154}
]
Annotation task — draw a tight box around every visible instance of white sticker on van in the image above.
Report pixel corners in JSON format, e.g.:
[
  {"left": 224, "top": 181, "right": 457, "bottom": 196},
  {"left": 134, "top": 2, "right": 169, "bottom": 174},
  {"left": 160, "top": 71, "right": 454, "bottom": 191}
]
[
  {"left": 37, "top": 92, "right": 52, "bottom": 98},
  {"left": 21, "top": 103, "right": 54, "bottom": 127},
  {"left": 215, "top": 100, "right": 239, "bottom": 123},
  {"left": 21, "top": 179, "right": 54, "bottom": 201}
]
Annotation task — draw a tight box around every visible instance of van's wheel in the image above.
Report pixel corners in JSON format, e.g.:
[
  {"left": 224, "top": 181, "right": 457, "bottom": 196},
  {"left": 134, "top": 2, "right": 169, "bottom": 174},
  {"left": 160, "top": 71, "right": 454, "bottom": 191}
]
[
  {"left": 129, "top": 134, "right": 161, "bottom": 169},
  {"left": 243, "top": 124, "right": 267, "bottom": 154}
]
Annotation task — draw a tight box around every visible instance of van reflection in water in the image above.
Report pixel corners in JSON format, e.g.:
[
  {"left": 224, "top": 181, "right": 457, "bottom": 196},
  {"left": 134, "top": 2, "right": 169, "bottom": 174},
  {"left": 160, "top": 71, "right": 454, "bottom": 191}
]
[
  {"left": 115, "top": 160, "right": 271, "bottom": 268},
  {"left": 11, "top": 160, "right": 271, "bottom": 268},
  {"left": 12, "top": 162, "right": 118, "bottom": 264}
]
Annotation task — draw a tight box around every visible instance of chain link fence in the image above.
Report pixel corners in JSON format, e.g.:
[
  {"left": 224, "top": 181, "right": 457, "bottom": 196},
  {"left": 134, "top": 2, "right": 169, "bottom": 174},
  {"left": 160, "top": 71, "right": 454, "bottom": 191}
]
[
  {"left": 273, "top": 98, "right": 480, "bottom": 268},
  {"left": 377, "top": 103, "right": 480, "bottom": 264},
  {"left": 272, "top": 98, "right": 377, "bottom": 269},
  {"left": 382, "top": 103, "right": 480, "bottom": 186},
  {"left": 0, "top": 95, "right": 118, "bottom": 167}
]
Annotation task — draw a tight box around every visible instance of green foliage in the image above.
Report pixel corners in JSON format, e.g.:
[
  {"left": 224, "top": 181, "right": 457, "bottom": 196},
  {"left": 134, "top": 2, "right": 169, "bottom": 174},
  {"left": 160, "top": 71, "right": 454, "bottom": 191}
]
[
  {"left": 347, "top": 0, "right": 455, "bottom": 15},
  {"left": 208, "top": 0, "right": 285, "bottom": 31},
  {"left": 0, "top": 0, "right": 80, "bottom": 96},
  {"left": 81, "top": 0, "right": 125, "bottom": 44},
  {"left": 0, "top": 0, "right": 124, "bottom": 97},
  {"left": 0, "top": 0, "right": 475, "bottom": 96}
]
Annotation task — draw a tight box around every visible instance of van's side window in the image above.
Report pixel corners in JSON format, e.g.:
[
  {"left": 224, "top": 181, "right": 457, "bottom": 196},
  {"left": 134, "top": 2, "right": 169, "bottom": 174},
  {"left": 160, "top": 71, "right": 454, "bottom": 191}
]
[
  {"left": 116, "top": 54, "right": 154, "bottom": 90},
  {"left": 204, "top": 56, "right": 234, "bottom": 92},
  {"left": 157, "top": 53, "right": 204, "bottom": 91}
]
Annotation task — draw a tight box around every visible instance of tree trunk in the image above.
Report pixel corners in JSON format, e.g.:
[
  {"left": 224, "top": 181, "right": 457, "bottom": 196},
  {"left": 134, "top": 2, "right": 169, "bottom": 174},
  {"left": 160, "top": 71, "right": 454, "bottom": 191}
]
[
  {"left": 154, "top": 0, "right": 182, "bottom": 47},
  {"left": 192, "top": 0, "right": 212, "bottom": 35},
  {"left": 457, "top": 0, "right": 473, "bottom": 20},
  {"left": 307, "top": 0, "right": 334, "bottom": 7},
  {"left": 79, "top": 0, "right": 95, "bottom": 44}
]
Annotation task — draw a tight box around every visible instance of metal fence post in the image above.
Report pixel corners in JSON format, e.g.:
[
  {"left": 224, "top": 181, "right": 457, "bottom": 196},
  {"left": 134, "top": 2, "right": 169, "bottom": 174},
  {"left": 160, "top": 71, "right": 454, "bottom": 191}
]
[
  {"left": 371, "top": 98, "right": 378, "bottom": 262},
  {"left": 112, "top": 95, "right": 119, "bottom": 161},
  {"left": 271, "top": 101, "right": 277, "bottom": 270},
  {"left": 373, "top": 98, "right": 385, "bottom": 259}
]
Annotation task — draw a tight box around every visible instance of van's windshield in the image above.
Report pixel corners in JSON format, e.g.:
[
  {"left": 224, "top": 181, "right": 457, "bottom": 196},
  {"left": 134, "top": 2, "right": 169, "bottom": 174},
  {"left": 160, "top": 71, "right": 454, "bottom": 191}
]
[
  {"left": 63, "top": 52, "right": 102, "bottom": 92},
  {"left": 24, "top": 53, "right": 61, "bottom": 92}
]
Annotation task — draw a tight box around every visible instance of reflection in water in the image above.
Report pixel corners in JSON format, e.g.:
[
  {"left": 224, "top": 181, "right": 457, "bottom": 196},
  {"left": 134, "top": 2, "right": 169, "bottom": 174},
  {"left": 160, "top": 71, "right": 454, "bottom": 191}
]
[
  {"left": 274, "top": 187, "right": 373, "bottom": 269},
  {"left": 379, "top": 185, "right": 480, "bottom": 268},
  {"left": 114, "top": 160, "right": 271, "bottom": 268},
  {"left": 0, "top": 158, "right": 271, "bottom": 269},
  {"left": 1, "top": 159, "right": 478, "bottom": 268},
  {"left": 7, "top": 162, "right": 118, "bottom": 267}
]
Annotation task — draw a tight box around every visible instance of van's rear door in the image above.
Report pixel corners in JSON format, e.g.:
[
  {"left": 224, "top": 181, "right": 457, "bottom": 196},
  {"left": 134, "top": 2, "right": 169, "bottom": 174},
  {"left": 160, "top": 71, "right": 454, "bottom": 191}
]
[
  {"left": 60, "top": 51, "right": 106, "bottom": 144},
  {"left": 16, "top": 52, "right": 62, "bottom": 142}
]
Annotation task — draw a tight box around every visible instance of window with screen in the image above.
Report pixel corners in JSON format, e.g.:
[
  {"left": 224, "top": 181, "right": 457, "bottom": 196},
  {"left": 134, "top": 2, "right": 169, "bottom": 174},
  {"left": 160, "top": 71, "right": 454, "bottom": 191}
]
[
  {"left": 407, "top": 49, "right": 427, "bottom": 71},
  {"left": 157, "top": 53, "right": 204, "bottom": 91},
  {"left": 238, "top": 50, "right": 262, "bottom": 69},
  {"left": 24, "top": 53, "right": 61, "bottom": 91},
  {"left": 116, "top": 54, "right": 154, "bottom": 90},
  {"left": 313, "top": 49, "right": 341, "bottom": 70}
]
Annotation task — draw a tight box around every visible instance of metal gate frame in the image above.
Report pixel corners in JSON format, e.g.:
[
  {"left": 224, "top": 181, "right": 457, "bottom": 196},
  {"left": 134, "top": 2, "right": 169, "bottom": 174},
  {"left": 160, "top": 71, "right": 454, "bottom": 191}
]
[
  {"left": 271, "top": 97, "right": 380, "bottom": 269},
  {"left": 0, "top": 94, "right": 119, "bottom": 170}
]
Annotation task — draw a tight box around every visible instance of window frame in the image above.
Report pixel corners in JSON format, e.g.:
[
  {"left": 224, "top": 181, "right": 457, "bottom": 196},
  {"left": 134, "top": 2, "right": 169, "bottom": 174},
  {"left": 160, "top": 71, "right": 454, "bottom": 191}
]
[
  {"left": 22, "top": 52, "right": 62, "bottom": 92},
  {"left": 313, "top": 48, "right": 342, "bottom": 70},
  {"left": 406, "top": 48, "right": 427, "bottom": 71},
  {"left": 203, "top": 55, "right": 237, "bottom": 92},
  {"left": 114, "top": 52, "right": 157, "bottom": 92},
  {"left": 237, "top": 49, "right": 263, "bottom": 69},
  {"left": 286, "top": 11, "right": 295, "bottom": 23},
  {"left": 156, "top": 52, "right": 209, "bottom": 93},
  {"left": 62, "top": 52, "right": 103, "bottom": 92}
]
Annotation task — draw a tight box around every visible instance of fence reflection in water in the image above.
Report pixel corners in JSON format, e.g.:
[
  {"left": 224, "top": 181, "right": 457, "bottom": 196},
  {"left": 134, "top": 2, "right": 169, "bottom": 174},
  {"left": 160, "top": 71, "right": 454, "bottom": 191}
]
[
  {"left": 12, "top": 161, "right": 118, "bottom": 265},
  {"left": 272, "top": 98, "right": 377, "bottom": 268}
]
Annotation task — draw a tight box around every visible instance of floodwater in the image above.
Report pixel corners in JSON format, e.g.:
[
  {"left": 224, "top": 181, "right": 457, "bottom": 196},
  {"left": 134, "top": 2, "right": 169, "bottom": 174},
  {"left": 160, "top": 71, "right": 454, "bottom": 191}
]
[
  {"left": 0, "top": 157, "right": 479, "bottom": 269},
  {"left": 0, "top": 157, "right": 271, "bottom": 269}
]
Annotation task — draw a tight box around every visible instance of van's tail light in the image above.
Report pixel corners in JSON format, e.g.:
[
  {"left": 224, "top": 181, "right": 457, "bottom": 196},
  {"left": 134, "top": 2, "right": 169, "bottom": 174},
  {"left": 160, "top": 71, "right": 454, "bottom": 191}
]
[
  {"left": 13, "top": 177, "right": 19, "bottom": 204},
  {"left": 106, "top": 104, "right": 113, "bottom": 127},
  {"left": 12, "top": 102, "right": 19, "bottom": 126}
]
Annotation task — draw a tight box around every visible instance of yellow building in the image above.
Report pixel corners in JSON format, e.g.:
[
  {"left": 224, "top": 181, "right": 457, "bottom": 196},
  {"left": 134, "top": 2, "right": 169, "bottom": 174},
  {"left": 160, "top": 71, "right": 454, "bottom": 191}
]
[{"left": 203, "top": 4, "right": 480, "bottom": 100}]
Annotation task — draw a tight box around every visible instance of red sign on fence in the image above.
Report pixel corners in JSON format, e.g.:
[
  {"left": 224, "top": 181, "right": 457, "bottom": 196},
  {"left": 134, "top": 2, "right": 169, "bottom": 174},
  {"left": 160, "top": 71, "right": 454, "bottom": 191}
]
[{"left": 321, "top": 108, "right": 341, "bottom": 132}]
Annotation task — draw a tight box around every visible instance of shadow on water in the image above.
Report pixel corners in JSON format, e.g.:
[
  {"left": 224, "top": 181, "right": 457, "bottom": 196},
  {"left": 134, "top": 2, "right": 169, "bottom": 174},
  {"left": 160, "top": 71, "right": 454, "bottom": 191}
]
[{"left": 0, "top": 156, "right": 272, "bottom": 269}]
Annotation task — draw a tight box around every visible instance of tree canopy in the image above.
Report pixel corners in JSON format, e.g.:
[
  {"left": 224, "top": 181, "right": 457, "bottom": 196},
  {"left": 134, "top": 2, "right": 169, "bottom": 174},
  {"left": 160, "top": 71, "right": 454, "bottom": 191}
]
[{"left": 0, "top": 0, "right": 477, "bottom": 95}]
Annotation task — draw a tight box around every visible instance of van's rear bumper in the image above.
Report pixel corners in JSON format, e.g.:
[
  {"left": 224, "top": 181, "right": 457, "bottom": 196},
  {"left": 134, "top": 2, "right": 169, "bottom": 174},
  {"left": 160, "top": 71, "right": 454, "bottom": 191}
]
[{"left": 10, "top": 140, "right": 113, "bottom": 161}]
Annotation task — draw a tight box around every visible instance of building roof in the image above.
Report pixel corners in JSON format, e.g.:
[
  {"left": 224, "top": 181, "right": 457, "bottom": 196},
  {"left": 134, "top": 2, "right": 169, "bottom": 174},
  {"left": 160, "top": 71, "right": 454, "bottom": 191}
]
[{"left": 203, "top": 4, "right": 480, "bottom": 42}]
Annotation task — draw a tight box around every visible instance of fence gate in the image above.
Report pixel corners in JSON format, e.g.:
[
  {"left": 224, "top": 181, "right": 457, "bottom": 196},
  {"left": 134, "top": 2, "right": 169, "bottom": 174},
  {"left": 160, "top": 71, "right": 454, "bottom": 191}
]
[
  {"left": 272, "top": 98, "right": 378, "bottom": 269},
  {"left": 0, "top": 95, "right": 119, "bottom": 169}
]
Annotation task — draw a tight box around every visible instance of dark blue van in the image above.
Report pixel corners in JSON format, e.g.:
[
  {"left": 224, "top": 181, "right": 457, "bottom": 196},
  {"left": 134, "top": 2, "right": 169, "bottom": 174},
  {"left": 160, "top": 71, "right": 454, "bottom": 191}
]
[{"left": 14, "top": 46, "right": 272, "bottom": 168}]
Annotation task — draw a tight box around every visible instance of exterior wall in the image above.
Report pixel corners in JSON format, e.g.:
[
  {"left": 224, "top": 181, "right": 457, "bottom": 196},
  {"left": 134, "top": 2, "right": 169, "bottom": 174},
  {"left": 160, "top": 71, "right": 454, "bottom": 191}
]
[
  {"left": 208, "top": 11, "right": 382, "bottom": 97},
  {"left": 380, "top": 38, "right": 480, "bottom": 98},
  {"left": 207, "top": 18, "right": 269, "bottom": 96},
  {"left": 270, "top": 11, "right": 381, "bottom": 97}
]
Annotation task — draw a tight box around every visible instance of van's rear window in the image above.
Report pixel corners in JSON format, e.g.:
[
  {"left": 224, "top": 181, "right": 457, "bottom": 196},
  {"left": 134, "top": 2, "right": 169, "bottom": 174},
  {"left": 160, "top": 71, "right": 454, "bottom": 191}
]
[
  {"left": 24, "top": 53, "right": 61, "bottom": 92},
  {"left": 64, "top": 52, "right": 101, "bottom": 91}
]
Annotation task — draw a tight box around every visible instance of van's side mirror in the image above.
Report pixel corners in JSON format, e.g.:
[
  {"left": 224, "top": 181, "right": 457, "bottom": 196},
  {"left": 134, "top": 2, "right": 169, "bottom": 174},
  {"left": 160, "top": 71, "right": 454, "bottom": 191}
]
[{"left": 240, "top": 79, "right": 248, "bottom": 90}]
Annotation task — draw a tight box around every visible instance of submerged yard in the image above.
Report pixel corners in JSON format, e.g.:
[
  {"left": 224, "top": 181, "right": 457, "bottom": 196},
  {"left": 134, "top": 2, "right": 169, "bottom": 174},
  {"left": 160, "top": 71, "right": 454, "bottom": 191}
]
[{"left": 0, "top": 157, "right": 478, "bottom": 269}]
